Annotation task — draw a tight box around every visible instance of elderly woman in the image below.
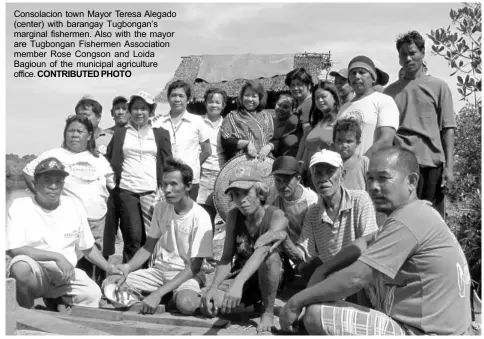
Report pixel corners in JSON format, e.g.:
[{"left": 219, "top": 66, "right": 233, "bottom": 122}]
[
  {"left": 272, "top": 94, "right": 300, "bottom": 157},
  {"left": 201, "top": 164, "right": 288, "bottom": 334},
  {"left": 23, "top": 115, "right": 115, "bottom": 283},
  {"left": 299, "top": 81, "right": 341, "bottom": 186},
  {"left": 337, "top": 56, "right": 399, "bottom": 157},
  {"left": 197, "top": 88, "right": 228, "bottom": 227},
  {"left": 221, "top": 80, "right": 275, "bottom": 160},
  {"left": 103, "top": 91, "right": 172, "bottom": 264}
]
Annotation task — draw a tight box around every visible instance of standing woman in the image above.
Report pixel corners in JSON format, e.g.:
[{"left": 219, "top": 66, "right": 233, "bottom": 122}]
[
  {"left": 198, "top": 88, "right": 228, "bottom": 227},
  {"left": 23, "top": 115, "right": 115, "bottom": 283},
  {"left": 285, "top": 68, "right": 314, "bottom": 162},
  {"left": 221, "top": 80, "right": 275, "bottom": 160},
  {"left": 300, "top": 81, "right": 341, "bottom": 186},
  {"left": 337, "top": 56, "right": 399, "bottom": 157},
  {"left": 103, "top": 91, "right": 172, "bottom": 264}
]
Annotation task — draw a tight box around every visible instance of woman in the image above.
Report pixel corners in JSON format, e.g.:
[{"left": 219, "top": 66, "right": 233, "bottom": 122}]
[
  {"left": 272, "top": 94, "right": 300, "bottom": 157},
  {"left": 337, "top": 56, "right": 399, "bottom": 157},
  {"left": 221, "top": 80, "right": 275, "bottom": 160},
  {"left": 201, "top": 165, "right": 288, "bottom": 334},
  {"left": 23, "top": 115, "right": 115, "bottom": 283},
  {"left": 198, "top": 88, "right": 228, "bottom": 228},
  {"left": 103, "top": 91, "right": 172, "bottom": 264},
  {"left": 300, "top": 81, "right": 341, "bottom": 186},
  {"left": 285, "top": 68, "right": 314, "bottom": 162}
]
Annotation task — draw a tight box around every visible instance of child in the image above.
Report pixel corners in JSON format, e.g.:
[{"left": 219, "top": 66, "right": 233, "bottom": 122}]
[
  {"left": 333, "top": 118, "right": 386, "bottom": 227},
  {"left": 272, "top": 94, "right": 300, "bottom": 157},
  {"left": 333, "top": 118, "right": 369, "bottom": 191}
]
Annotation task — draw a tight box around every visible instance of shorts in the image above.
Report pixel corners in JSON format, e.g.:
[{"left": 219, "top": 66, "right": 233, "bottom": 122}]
[
  {"left": 7, "top": 255, "right": 101, "bottom": 307},
  {"left": 126, "top": 267, "right": 203, "bottom": 297}
]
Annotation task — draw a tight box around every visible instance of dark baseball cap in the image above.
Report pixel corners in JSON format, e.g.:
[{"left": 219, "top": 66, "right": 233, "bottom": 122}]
[
  {"left": 112, "top": 95, "right": 128, "bottom": 106},
  {"left": 329, "top": 68, "right": 349, "bottom": 80},
  {"left": 271, "top": 156, "right": 299, "bottom": 176},
  {"left": 34, "top": 157, "right": 69, "bottom": 177}
]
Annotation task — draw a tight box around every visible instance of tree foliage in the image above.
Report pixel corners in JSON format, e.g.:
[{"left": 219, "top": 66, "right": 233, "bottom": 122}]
[{"left": 427, "top": 2, "right": 481, "bottom": 103}]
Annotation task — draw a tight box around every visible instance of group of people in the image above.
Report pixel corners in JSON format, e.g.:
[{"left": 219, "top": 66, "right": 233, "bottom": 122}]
[{"left": 6, "top": 30, "right": 474, "bottom": 335}]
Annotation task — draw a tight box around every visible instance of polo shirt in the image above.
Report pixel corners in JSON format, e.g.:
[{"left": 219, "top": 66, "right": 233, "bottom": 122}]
[
  {"left": 119, "top": 122, "right": 157, "bottom": 193},
  {"left": 153, "top": 111, "right": 211, "bottom": 184},
  {"left": 201, "top": 115, "right": 226, "bottom": 172},
  {"left": 297, "top": 187, "right": 378, "bottom": 263}
]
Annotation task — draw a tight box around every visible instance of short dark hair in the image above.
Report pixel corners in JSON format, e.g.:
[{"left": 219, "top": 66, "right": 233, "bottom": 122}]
[
  {"left": 237, "top": 80, "right": 267, "bottom": 112},
  {"left": 333, "top": 118, "right": 362, "bottom": 143},
  {"left": 396, "top": 30, "right": 425, "bottom": 53},
  {"left": 63, "top": 115, "right": 98, "bottom": 157},
  {"left": 374, "top": 146, "right": 420, "bottom": 176},
  {"left": 309, "top": 81, "right": 340, "bottom": 127},
  {"left": 204, "top": 88, "right": 228, "bottom": 105},
  {"left": 285, "top": 67, "right": 313, "bottom": 90},
  {"left": 76, "top": 102, "right": 102, "bottom": 118},
  {"left": 277, "top": 93, "right": 297, "bottom": 110},
  {"left": 167, "top": 80, "right": 192, "bottom": 100},
  {"left": 163, "top": 158, "right": 193, "bottom": 187}
]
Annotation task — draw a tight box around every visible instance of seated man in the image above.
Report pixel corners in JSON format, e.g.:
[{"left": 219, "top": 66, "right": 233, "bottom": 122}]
[
  {"left": 201, "top": 164, "right": 289, "bottom": 334},
  {"left": 257, "top": 150, "right": 378, "bottom": 282},
  {"left": 110, "top": 159, "right": 213, "bottom": 315},
  {"left": 280, "top": 147, "right": 472, "bottom": 335},
  {"left": 6, "top": 157, "right": 119, "bottom": 309}
]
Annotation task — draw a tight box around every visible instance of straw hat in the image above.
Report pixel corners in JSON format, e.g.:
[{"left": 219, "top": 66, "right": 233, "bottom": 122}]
[{"left": 213, "top": 154, "right": 277, "bottom": 221}]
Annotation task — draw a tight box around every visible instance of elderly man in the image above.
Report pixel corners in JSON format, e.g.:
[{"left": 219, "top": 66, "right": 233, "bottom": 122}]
[
  {"left": 280, "top": 147, "right": 472, "bottom": 335},
  {"left": 6, "top": 157, "right": 119, "bottom": 309},
  {"left": 256, "top": 150, "right": 378, "bottom": 282}
]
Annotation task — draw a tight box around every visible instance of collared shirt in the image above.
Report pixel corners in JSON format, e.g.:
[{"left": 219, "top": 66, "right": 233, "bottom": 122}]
[
  {"left": 120, "top": 122, "right": 157, "bottom": 193},
  {"left": 201, "top": 115, "right": 226, "bottom": 172},
  {"left": 153, "top": 111, "right": 210, "bottom": 184},
  {"left": 297, "top": 187, "right": 378, "bottom": 263}
]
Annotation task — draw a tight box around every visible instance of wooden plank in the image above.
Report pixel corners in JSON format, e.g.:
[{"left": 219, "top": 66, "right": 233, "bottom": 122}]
[
  {"left": 128, "top": 303, "right": 165, "bottom": 314},
  {"left": 14, "top": 308, "right": 110, "bottom": 335},
  {"left": 58, "top": 305, "right": 123, "bottom": 321},
  {"left": 121, "top": 311, "right": 230, "bottom": 328},
  {"left": 6, "top": 278, "right": 18, "bottom": 335}
]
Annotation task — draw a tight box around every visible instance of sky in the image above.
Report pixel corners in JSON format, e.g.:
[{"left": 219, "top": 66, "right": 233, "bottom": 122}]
[{"left": 5, "top": 1, "right": 466, "bottom": 156}]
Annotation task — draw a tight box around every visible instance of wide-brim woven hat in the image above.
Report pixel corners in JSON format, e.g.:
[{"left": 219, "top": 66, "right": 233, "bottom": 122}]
[{"left": 214, "top": 154, "right": 277, "bottom": 222}]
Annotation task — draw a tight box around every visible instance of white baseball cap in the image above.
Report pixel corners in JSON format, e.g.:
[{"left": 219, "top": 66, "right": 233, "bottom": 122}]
[{"left": 309, "top": 149, "right": 343, "bottom": 169}]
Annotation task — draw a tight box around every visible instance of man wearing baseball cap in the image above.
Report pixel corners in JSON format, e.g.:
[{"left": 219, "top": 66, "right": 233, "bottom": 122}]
[
  {"left": 96, "top": 95, "right": 130, "bottom": 156},
  {"left": 6, "top": 157, "right": 120, "bottom": 309},
  {"left": 258, "top": 150, "right": 378, "bottom": 284},
  {"left": 329, "top": 68, "right": 355, "bottom": 105}
]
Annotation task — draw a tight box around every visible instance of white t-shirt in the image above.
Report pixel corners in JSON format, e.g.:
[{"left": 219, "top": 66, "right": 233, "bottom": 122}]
[
  {"left": 201, "top": 115, "right": 226, "bottom": 172},
  {"left": 337, "top": 92, "right": 400, "bottom": 155},
  {"left": 148, "top": 200, "right": 213, "bottom": 272},
  {"left": 272, "top": 185, "right": 319, "bottom": 242},
  {"left": 120, "top": 123, "right": 158, "bottom": 193},
  {"left": 24, "top": 148, "right": 115, "bottom": 219},
  {"left": 6, "top": 196, "right": 95, "bottom": 267},
  {"left": 153, "top": 111, "right": 211, "bottom": 184}
]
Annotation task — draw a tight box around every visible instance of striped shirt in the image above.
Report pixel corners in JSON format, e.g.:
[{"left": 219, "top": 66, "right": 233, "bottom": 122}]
[{"left": 297, "top": 187, "right": 378, "bottom": 263}]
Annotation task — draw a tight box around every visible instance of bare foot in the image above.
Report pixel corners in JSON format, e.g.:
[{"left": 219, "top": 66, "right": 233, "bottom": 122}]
[{"left": 257, "top": 312, "right": 274, "bottom": 335}]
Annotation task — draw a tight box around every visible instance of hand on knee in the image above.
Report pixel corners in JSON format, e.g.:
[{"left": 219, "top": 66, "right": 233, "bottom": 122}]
[{"left": 175, "top": 291, "right": 199, "bottom": 315}]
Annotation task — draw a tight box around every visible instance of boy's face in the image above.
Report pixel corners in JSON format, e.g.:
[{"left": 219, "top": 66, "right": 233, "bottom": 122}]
[{"left": 334, "top": 130, "right": 359, "bottom": 160}]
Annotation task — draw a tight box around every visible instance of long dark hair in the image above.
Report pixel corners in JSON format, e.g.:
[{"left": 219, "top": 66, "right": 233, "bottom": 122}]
[
  {"left": 62, "top": 115, "right": 99, "bottom": 157},
  {"left": 308, "top": 81, "right": 341, "bottom": 128}
]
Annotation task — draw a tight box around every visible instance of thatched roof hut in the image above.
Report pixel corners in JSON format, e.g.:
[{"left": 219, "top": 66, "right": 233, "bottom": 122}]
[{"left": 155, "top": 53, "right": 333, "bottom": 113}]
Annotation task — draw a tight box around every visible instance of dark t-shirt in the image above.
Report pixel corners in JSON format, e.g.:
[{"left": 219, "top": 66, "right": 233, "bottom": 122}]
[
  {"left": 359, "top": 200, "right": 472, "bottom": 335},
  {"left": 273, "top": 114, "right": 300, "bottom": 157},
  {"left": 384, "top": 76, "right": 456, "bottom": 167}
]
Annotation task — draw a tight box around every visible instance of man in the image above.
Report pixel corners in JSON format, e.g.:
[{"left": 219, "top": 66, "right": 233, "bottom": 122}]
[
  {"left": 256, "top": 150, "right": 378, "bottom": 281},
  {"left": 151, "top": 80, "right": 212, "bottom": 201},
  {"left": 280, "top": 147, "right": 472, "bottom": 335},
  {"left": 329, "top": 68, "right": 355, "bottom": 105},
  {"left": 6, "top": 157, "right": 120, "bottom": 309},
  {"left": 271, "top": 156, "right": 318, "bottom": 242},
  {"left": 384, "top": 30, "right": 455, "bottom": 218},
  {"left": 74, "top": 95, "right": 106, "bottom": 153},
  {"left": 96, "top": 96, "right": 130, "bottom": 155},
  {"left": 109, "top": 159, "right": 213, "bottom": 315}
]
